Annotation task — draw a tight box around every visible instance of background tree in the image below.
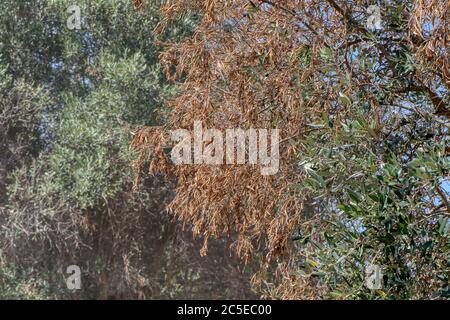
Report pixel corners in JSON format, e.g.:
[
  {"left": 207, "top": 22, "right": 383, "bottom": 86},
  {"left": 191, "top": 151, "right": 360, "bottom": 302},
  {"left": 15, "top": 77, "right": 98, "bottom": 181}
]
[{"left": 0, "top": 0, "right": 255, "bottom": 299}]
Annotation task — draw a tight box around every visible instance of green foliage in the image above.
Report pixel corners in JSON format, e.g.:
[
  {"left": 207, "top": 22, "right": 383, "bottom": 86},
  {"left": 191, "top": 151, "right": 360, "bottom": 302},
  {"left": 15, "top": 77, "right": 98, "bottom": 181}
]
[
  {"left": 38, "top": 51, "right": 168, "bottom": 209},
  {"left": 0, "top": 265, "right": 59, "bottom": 299},
  {"left": 1, "top": 0, "right": 255, "bottom": 300},
  {"left": 294, "top": 108, "right": 449, "bottom": 299}
]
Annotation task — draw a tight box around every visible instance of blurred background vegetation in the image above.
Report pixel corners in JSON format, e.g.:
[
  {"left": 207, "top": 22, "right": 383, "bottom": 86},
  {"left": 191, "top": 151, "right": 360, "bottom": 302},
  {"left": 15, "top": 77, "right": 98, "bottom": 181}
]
[{"left": 0, "top": 0, "right": 256, "bottom": 299}]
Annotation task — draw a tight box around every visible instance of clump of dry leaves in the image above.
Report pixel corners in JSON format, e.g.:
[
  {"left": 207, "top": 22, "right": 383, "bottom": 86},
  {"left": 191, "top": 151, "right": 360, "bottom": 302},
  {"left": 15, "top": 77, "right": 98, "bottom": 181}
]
[{"left": 132, "top": 0, "right": 449, "bottom": 298}]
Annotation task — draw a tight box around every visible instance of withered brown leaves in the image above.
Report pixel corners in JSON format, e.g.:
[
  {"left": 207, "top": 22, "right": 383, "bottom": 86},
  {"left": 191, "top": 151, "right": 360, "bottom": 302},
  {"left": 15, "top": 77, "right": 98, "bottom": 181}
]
[{"left": 132, "top": 0, "right": 449, "bottom": 297}]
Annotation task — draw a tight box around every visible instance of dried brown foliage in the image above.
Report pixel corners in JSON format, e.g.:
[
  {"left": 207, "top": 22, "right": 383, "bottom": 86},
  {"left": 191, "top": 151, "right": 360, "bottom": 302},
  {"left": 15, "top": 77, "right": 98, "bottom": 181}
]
[
  {"left": 132, "top": 0, "right": 449, "bottom": 297},
  {"left": 132, "top": 0, "right": 145, "bottom": 11},
  {"left": 409, "top": 0, "right": 449, "bottom": 85},
  {"left": 409, "top": 0, "right": 449, "bottom": 117}
]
